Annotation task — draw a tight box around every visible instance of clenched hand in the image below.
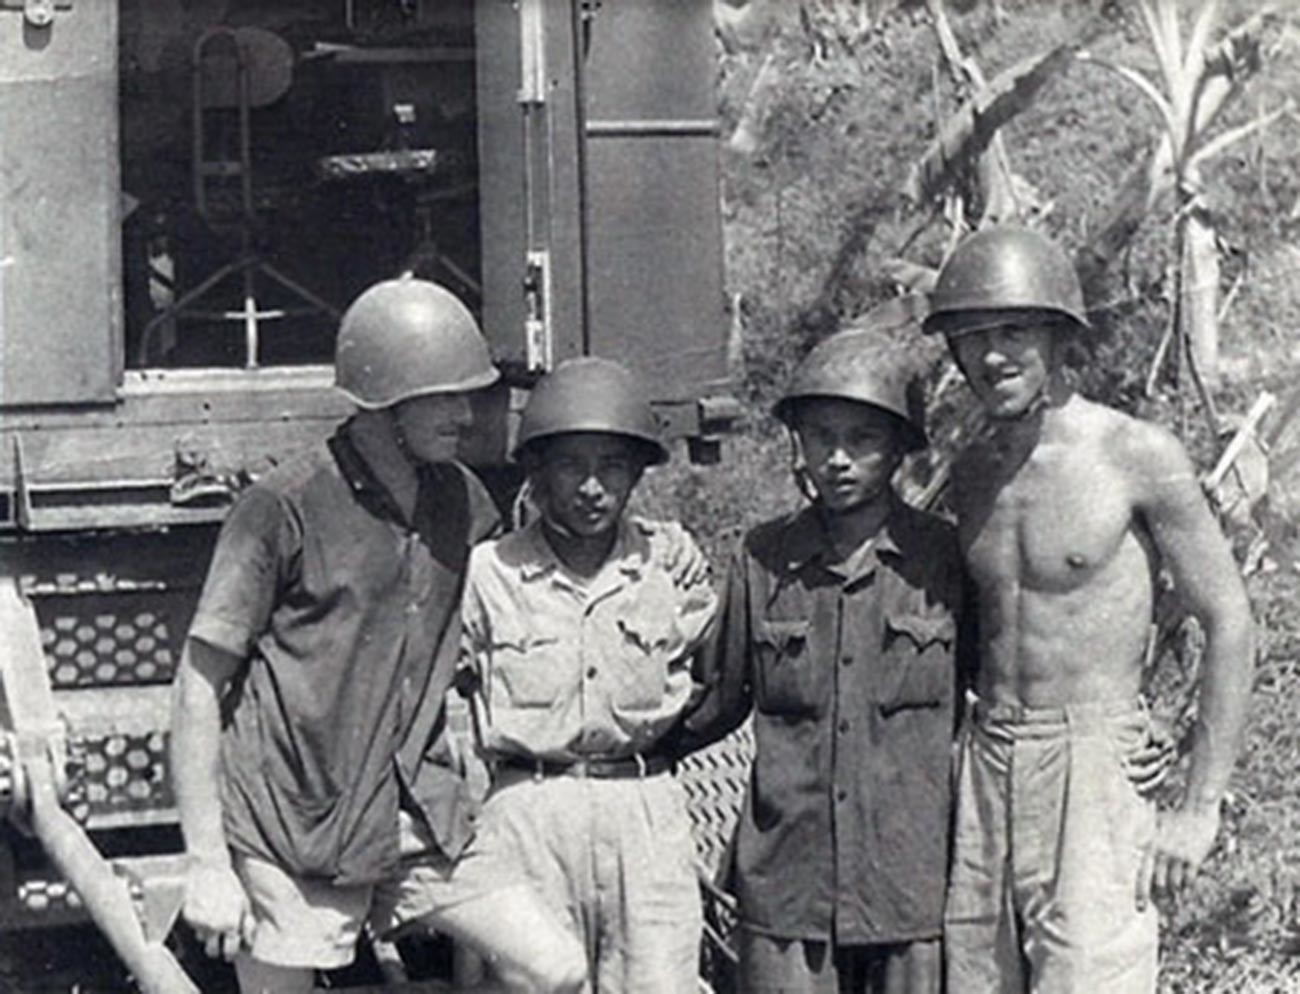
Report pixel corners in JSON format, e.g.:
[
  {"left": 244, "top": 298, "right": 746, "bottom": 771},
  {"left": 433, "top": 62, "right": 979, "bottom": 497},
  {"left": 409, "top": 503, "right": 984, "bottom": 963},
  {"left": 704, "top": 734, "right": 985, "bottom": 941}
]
[
  {"left": 1136, "top": 803, "right": 1220, "bottom": 912},
  {"left": 183, "top": 861, "right": 257, "bottom": 961}
]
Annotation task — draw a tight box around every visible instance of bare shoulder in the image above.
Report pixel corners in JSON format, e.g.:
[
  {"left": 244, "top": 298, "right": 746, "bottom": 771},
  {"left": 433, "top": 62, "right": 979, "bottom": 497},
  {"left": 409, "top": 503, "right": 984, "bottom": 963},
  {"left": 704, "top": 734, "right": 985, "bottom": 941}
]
[{"left": 1084, "top": 400, "right": 1198, "bottom": 505}]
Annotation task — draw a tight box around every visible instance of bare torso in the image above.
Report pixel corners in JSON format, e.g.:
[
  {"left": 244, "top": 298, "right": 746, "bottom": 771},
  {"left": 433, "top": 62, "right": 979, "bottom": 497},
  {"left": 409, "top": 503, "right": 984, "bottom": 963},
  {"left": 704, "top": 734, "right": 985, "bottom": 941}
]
[{"left": 955, "top": 395, "right": 1158, "bottom": 706}]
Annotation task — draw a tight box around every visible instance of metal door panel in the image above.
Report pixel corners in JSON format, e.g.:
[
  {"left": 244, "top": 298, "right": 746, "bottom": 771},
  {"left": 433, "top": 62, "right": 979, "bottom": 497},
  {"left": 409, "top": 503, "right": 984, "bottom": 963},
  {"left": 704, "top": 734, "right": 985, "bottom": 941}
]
[
  {"left": 585, "top": 134, "right": 728, "bottom": 398},
  {"left": 581, "top": 0, "right": 727, "bottom": 398},
  {"left": 584, "top": 0, "right": 718, "bottom": 122},
  {"left": 0, "top": 2, "right": 120, "bottom": 406}
]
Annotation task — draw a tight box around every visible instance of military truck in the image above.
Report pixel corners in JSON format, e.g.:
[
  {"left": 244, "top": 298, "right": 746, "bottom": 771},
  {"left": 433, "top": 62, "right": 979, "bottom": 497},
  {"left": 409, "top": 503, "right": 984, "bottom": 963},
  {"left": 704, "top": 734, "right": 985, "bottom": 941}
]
[{"left": 0, "top": 1, "right": 739, "bottom": 989}]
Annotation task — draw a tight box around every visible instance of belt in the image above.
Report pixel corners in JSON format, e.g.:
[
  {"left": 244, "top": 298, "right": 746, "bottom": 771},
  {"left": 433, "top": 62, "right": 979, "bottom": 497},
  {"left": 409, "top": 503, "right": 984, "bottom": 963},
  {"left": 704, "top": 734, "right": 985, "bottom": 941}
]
[
  {"left": 494, "top": 752, "right": 674, "bottom": 780},
  {"left": 970, "top": 696, "right": 1146, "bottom": 725}
]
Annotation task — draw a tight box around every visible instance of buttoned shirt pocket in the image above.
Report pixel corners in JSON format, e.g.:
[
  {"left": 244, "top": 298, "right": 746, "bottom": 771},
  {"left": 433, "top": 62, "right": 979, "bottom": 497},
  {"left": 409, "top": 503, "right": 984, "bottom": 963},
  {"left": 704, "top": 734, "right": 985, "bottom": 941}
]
[
  {"left": 611, "top": 613, "right": 674, "bottom": 710},
  {"left": 489, "top": 628, "right": 566, "bottom": 708},
  {"left": 753, "top": 617, "right": 821, "bottom": 716},
  {"left": 877, "top": 609, "right": 955, "bottom": 715}
]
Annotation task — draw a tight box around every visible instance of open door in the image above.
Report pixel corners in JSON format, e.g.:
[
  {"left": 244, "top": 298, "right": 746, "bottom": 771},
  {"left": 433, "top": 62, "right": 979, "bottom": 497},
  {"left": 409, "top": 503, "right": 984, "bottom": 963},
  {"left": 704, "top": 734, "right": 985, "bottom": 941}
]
[
  {"left": 475, "top": 0, "right": 586, "bottom": 376},
  {"left": 475, "top": 0, "right": 730, "bottom": 425},
  {"left": 582, "top": 0, "right": 730, "bottom": 405},
  {"left": 0, "top": 3, "right": 121, "bottom": 406}
]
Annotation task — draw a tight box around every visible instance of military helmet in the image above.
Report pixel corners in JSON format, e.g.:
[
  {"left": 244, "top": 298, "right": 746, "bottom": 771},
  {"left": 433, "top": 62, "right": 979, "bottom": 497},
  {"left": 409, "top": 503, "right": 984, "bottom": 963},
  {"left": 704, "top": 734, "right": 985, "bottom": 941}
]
[
  {"left": 773, "top": 326, "right": 927, "bottom": 452},
  {"left": 513, "top": 357, "right": 668, "bottom": 465},
  {"left": 922, "top": 224, "right": 1089, "bottom": 337},
  {"left": 335, "top": 276, "right": 499, "bottom": 410}
]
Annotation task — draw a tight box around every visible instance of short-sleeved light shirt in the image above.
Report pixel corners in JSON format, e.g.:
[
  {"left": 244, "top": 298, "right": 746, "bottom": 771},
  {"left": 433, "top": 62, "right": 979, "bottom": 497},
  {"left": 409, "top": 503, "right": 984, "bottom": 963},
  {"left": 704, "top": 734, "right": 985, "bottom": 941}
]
[
  {"left": 189, "top": 422, "right": 500, "bottom": 886},
  {"left": 461, "top": 516, "right": 717, "bottom": 761}
]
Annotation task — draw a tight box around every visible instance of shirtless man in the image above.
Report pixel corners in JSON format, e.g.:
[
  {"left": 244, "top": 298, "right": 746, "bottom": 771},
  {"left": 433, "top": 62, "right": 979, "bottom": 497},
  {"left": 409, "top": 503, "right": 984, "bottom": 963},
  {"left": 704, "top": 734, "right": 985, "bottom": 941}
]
[{"left": 923, "top": 225, "right": 1255, "bottom": 993}]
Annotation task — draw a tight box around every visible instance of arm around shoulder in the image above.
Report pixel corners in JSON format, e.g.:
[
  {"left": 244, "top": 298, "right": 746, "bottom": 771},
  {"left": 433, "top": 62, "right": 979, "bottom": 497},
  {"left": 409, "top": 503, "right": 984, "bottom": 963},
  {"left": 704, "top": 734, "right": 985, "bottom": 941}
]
[
  {"left": 666, "top": 543, "right": 755, "bottom": 759},
  {"left": 456, "top": 545, "right": 493, "bottom": 696}
]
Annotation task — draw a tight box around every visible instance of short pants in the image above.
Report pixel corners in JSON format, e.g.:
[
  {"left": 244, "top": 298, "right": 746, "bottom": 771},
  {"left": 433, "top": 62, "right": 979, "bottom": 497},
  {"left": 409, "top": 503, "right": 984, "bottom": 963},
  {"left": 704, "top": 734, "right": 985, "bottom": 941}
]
[
  {"left": 234, "top": 808, "right": 515, "bottom": 970},
  {"left": 944, "top": 699, "right": 1158, "bottom": 994}
]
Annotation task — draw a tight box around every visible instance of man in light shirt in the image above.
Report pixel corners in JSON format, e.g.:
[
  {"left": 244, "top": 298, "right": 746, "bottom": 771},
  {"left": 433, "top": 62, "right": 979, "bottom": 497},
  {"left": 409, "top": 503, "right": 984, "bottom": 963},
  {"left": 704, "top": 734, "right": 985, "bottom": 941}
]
[{"left": 459, "top": 357, "right": 717, "bottom": 993}]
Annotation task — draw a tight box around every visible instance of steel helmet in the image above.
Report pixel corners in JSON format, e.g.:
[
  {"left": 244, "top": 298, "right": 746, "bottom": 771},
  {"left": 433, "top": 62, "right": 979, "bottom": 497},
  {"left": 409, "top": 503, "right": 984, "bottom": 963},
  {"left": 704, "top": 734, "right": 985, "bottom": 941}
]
[
  {"left": 514, "top": 357, "right": 668, "bottom": 465},
  {"left": 774, "top": 326, "right": 927, "bottom": 452},
  {"left": 922, "top": 225, "right": 1089, "bottom": 336},
  {"left": 335, "top": 276, "right": 499, "bottom": 409}
]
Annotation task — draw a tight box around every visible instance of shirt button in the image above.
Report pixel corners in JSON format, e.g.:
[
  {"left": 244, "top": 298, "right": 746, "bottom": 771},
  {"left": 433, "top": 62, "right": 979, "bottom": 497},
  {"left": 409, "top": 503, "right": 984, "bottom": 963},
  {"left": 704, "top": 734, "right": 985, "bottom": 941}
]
[
  {"left": 838, "top": 719, "right": 850, "bottom": 734},
  {"left": 586, "top": 667, "right": 598, "bottom": 679},
  {"left": 836, "top": 788, "right": 848, "bottom": 803},
  {"left": 841, "top": 654, "right": 853, "bottom": 666}
]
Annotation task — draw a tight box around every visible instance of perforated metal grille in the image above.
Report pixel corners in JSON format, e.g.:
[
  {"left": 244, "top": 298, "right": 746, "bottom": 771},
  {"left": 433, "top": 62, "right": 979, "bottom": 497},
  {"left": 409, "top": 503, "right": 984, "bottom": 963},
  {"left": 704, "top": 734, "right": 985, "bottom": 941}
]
[
  {"left": 15, "top": 878, "right": 84, "bottom": 916},
  {"left": 678, "top": 722, "right": 754, "bottom": 878},
  {"left": 75, "top": 732, "right": 172, "bottom": 820},
  {"left": 0, "top": 741, "right": 13, "bottom": 809},
  {"left": 35, "top": 594, "right": 187, "bottom": 689}
]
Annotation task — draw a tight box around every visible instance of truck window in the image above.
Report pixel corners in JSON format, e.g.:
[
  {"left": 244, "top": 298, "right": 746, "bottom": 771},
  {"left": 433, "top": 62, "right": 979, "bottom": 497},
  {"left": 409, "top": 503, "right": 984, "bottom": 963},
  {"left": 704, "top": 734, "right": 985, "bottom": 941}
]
[{"left": 119, "top": 0, "right": 480, "bottom": 370}]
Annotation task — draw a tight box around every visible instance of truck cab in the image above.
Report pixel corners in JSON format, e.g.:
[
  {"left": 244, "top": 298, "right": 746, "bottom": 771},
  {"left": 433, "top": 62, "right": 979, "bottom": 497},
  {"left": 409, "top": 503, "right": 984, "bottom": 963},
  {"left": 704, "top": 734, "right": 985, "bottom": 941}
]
[{"left": 0, "top": 2, "right": 734, "bottom": 989}]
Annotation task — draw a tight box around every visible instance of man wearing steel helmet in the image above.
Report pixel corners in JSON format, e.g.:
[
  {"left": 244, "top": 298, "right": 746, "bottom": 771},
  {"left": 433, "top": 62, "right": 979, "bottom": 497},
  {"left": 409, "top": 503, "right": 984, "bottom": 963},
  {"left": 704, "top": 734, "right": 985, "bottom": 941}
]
[
  {"left": 927, "top": 225, "right": 1255, "bottom": 993},
  {"left": 675, "top": 325, "right": 970, "bottom": 994},
  {"left": 171, "top": 277, "right": 585, "bottom": 993},
  {"left": 456, "top": 356, "right": 718, "bottom": 993}
]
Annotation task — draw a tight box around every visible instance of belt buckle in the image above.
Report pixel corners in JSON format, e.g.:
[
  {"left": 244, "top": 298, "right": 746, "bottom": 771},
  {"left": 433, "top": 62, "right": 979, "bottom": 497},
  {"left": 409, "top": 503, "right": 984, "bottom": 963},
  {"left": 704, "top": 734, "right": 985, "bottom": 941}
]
[{"left": 573, "top": 758, "right": 591, "bottom": 779}]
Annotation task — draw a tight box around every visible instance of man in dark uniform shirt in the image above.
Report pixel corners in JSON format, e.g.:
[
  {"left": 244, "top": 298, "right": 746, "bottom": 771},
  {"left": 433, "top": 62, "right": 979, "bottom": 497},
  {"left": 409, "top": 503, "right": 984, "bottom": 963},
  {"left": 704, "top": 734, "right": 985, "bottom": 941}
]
[
  {"left": 678, "top": 326, "right": 969, "bottom": 994},
  {"left": 171, "top": 277, "right": 585, "bottom": 994}
]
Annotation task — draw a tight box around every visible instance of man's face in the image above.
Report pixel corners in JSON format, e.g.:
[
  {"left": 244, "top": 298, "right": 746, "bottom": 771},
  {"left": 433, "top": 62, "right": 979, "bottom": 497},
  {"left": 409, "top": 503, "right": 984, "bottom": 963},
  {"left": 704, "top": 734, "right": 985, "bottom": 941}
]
[
  {"left": 532, "top": 433, "right": 645, "bottom": 538},
  {"left": 947, "top": 321, "right": 1057, "bottom": 420},
  {"left": 794, "top": 398, "right": 902, "bottom": 513},
  {"left": 390, "top": 392, "right": 473, "bottom": 464}
]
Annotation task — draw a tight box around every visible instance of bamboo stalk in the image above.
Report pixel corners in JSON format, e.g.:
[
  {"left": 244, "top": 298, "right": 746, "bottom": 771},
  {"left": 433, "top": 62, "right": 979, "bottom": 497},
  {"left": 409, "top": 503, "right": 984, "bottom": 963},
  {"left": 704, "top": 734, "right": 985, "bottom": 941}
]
[{"left": 1205, "top": 392, "right": 1276, "bottom": 492}]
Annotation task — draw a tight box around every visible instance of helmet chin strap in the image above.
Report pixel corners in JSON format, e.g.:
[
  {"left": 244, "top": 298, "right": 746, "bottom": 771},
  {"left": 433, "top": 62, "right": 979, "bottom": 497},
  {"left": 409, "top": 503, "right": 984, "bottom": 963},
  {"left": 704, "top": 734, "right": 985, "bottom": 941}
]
[
  {"left": 385, "top": 407, "right": 427, "bottom": 471},
  {"left": 787, "top": 430, "right": 819, "bottom": 505},
  {"left": 787, "top": 428, "right": 897, "bottom": 513},
  {"left": 1013, "top": 337, "right": 1059, "bottom": 422},
  {"left": 1003, "top": 386, "right": 1052, "bottom": 423},
  {"left": 540, "top": 509, "right": 581, "bottom": 541},
  {"left": 526, "top": 478, "right": 584, "bottom": 541},
  {"left": 536, "top": 497, "right": 620, "bottom": 578}
]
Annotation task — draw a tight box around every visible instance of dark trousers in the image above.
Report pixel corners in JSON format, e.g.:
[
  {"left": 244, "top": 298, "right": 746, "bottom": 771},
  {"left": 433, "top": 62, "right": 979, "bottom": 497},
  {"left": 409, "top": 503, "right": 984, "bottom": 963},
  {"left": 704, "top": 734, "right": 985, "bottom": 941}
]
[{"left": 739, "top": 928, "right": 941, "bottom": 994}]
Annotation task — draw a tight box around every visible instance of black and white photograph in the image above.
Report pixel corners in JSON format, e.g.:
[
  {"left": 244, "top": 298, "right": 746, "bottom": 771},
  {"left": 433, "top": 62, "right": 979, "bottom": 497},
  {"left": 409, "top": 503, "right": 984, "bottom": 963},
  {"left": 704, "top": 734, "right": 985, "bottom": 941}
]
[{"left": 0, "top": 1, "right": 1296, "bottom": 991}]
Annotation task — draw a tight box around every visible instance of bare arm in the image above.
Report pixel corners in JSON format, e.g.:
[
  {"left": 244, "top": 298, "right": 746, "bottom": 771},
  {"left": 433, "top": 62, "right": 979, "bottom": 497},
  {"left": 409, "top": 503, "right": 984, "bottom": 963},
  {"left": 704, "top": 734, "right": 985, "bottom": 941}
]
[
  {"left": 170, "top": 637, "right": 256, "bottom": 959},
  {"left": 1130, "top": 424, "right": 1255, "bottom": 902},
  {"left": 668, "top": 548, "right": 755, "bottom": 758}
]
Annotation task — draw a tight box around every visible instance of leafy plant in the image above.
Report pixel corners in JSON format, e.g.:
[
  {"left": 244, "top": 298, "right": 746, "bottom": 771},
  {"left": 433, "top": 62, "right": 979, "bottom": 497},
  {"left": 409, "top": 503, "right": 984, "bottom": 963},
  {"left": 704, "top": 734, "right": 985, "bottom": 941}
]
[{"left": 1076, "top": 1, "right": 1291, "bottom": 399}]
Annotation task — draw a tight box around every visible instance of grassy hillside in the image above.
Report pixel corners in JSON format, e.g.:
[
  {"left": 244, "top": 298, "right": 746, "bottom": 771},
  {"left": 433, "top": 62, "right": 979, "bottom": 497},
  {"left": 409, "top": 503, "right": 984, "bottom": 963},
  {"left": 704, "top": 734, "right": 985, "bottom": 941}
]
[{"left": 637, "top": 2, "right": 1300, "bottom": 990}]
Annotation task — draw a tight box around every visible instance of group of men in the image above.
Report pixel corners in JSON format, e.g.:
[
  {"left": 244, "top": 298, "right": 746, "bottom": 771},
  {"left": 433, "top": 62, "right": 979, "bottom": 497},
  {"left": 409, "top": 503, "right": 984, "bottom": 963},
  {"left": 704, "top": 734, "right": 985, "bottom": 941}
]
[{"left": 172, "top": 224, "right": 1255, "bottom": 994}]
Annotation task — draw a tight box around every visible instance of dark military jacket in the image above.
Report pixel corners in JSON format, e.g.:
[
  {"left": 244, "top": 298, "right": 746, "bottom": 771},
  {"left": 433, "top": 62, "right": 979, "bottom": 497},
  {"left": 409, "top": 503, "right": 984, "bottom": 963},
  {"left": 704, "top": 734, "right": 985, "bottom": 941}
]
[{"left": 679, "top": 495, "right": 973, "bottom": 943}]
